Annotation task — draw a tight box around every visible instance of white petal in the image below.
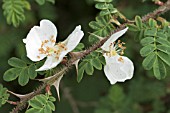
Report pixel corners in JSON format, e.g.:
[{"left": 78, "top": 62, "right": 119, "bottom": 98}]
[
  {"left": 101, "top": 27, "right": 128, "bottom": 51},
  {"left": 62, "top": 25, "right": 84, "bottom": 52},
  {"left": 120, "top": 56, "right": 134, "bottom": 79},
  {"left": 53, "top": 75, "right": 63, "bottom": 101},
  {"left": 104, "top": 64, "right": 117, "bottom": 84},
  {"left": 23, "top": 19, "right": 57, "bottom": 61},
  {"left": 38, "top": 19, "right": 57, "bottom": 46},
  {"left": 104, "top": 54, "right": 134, "bottom": 84}
]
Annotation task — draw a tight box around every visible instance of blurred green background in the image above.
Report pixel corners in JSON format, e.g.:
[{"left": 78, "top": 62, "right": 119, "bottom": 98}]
[{"left": 1, "top": 0, "right": 170, "bottom": 113}]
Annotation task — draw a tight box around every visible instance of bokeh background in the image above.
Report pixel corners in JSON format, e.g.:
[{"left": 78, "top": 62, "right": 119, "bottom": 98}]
[{"left": 1, "top": 0, "right": 170, "bottom": 113}]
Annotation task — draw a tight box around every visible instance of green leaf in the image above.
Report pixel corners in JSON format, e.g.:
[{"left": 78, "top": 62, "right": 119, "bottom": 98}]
[
  {"left": 95, "top": 3, "right": 113, "bottom": 10},
  {"left": 18, "top": 68, "right": 29, "bottom": 86},
  {"left": 149, "top": 18, "right": 157, "bottom": 28},
  {"left": 89, "top": 15, "right": 114, "bottom": 43},
  {"left": 47, "top": 101, "right": 55, "bottom": 111},
  {"left": 28, "top": 65, "right": 37, "bottom": 79},
  {"left": 153, "top": 57, "right": 166, "bottom": 79},
  {"left": 49, "top": 96, "right": 56, "bottom": 102},
  {"left": 156, "top": 32, "right": 167, "bottom": 39},
  {"left": 44, "top": 105, "right": 51, "bottom": 113},
  {"left": 157, "top": 52, "right": 170, "bottom": 66},
  {"left": 8, "top": 57, "right": 26, "bottom": 68},
  {"left": 77, "top": 62, "right": 86, "bottom": 82},
  {"left": 135, "top": 16, "right": 143, "bottom": 29},
  {"left": 140, "top": 44, "right": 155, "bottom": 57},
  {"left": 140, "top": 37, "right": 154, "bottom": 46},
  {"left": 99, "top": 56, "right": 106, "bottom": 65},
  {"left": 156, "top": 38, "right": 170, "bottom": 46},
  {"left": 29, "top": 99, "right": 43, "bottom": 109},
  {"left": 35, "top": 95, "right": 47, "bottom": 105},
  {"left": 99, "top": 10, "right": 110, "bottom": 16},
  {"left": 0, "top": 84, "right": 9, "bottom": 107},
  {"left": 94, "top": 0, "right": 113, "bottom": 2},
  {"left": 127, "top": 24, "right": 139, "bottom": 31},
  {"left": 3, "top": 68, "right": 21, "bottom": 81},
  {"left": 26, "top": 108, "right": 41, "bottom": 113},
  {"left": 22, "top": 0, "right": 31, "bottom": 10},
  {"left": 35, "top": 0, "right": 45, "bottom": 5},
  {"left": 142, "top": 52, "right": 156, "bottom": 70},
  {"left": 89, "top": 21, "right": 102, "bottom": 30},
  {"left": 85, "top": 62, "right": 94, "bottom": 75},
  {"left": 91, "top": 58, "right": 102, "bottom": 70},
  {"left": 2, "top": 0, "right": 28, "bottom": 27},
  {"left": 144, "top": 28, "right": 157, "bottom": 37},
  {"left": 157, "top": 45, "right": 170, "bottom": 54}
]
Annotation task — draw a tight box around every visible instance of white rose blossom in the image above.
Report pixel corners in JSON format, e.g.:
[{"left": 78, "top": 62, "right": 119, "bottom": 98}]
[
  {"left": 23, "top": 19, "right": 84, "bottom": 71},
  {"left": 101, "top": 27, "right": 134, "bottom": 84}
]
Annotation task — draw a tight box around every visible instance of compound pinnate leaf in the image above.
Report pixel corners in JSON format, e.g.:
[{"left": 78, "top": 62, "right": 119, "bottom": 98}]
[
  {"left": 2, "top": 0, "right": 30, "bottom": 27},
  {"left": 27, "top": 94, "right": 56, "bottom": 113}
]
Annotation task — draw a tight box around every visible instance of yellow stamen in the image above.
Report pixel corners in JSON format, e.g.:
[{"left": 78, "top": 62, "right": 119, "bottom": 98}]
[{"left": 118, "top": 57, "right": 124, "bottom": 63}]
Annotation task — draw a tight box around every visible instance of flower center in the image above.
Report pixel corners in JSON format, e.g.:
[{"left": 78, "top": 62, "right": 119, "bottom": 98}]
[
  {"left": 37, "top": 36, "right": 68, "bottom": 59},
  {"left": 106, "top": 40, "right": 126, "bottom": 56},
  {"left": 105, "top": 40, "right": 126, "bottom": 63}
]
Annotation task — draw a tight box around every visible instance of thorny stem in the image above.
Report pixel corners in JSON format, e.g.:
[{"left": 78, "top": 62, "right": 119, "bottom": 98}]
[{"left": 10, "top": 0, "right": 170, "bottom": 112}]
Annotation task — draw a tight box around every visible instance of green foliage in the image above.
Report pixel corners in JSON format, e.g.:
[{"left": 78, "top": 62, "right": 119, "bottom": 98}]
[
  {"left": 128, "top": 17, "right": 170, "bottom": 79},
  {"left": 88, "top": 0, "right": 121, "bottom": 44},
  {"left": 139, "top": 22, "right": 170, "bottom": 79},
  {"left": 2, "top": 0, "right": 31, "bottom": 27},
  {"left": 35, "top": 0, "right": 55, "bottom": 5},
  {"left": 0, "top": 84, "right": 9, "bottom": 107},
  {"left": 77, "top": 51, "right": 106, "bottom": 82},
  {"left": 89, "top": 15, "right": 115, "bottom": 43},
  {"left": 26, "top": 94, "right": 56, "bottom": 113},
  {"left": 3, "top": 56, "right": 39, "bottom": 86}
]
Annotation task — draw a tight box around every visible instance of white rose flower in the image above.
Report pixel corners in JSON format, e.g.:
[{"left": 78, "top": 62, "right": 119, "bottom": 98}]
[
  {"left": 101, "top": 27, "right": 134, "bottom": 84},
  {"left": 23, "top": 19, "right": 84, "bottom": 71}
]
